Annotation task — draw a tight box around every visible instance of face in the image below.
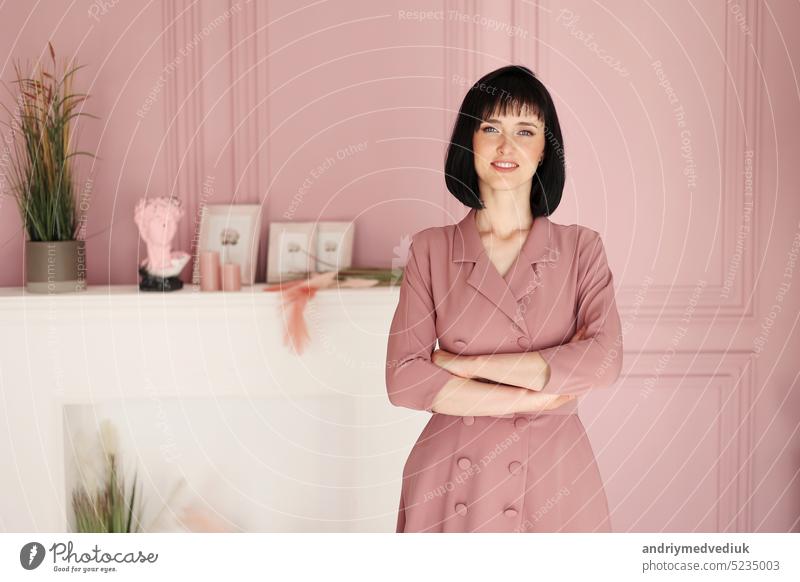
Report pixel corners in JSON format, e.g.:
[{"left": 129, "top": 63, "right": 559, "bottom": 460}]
[
  {"left": 145, "top": 209, "right": 177, "bottom": 245},
  {"left": 472, "top": 107, "right": 546, "bottom": 193}
]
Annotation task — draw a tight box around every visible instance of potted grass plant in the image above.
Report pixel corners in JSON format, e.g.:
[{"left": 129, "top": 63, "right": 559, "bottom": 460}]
[
  {"left": 71, "top": 420, "right": 144, "bottom": 533},
  {"left": 72, "top": 452, "right": 144, "bottom": 533},
  {"left": 1, "top": 43, "right": 97, "bottom": 292}
]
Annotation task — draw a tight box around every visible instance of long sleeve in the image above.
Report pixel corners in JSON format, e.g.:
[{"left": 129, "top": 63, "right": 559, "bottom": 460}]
[
  {"left": 537, "top": 231, "right": 623, "bottom": 396},
  {"left": 385, "top": 233, "right": 454, "bottom": 412}
]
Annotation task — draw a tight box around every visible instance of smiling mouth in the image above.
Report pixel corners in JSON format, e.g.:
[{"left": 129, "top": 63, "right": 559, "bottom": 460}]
[{"left": 491, "top": 161, "right": 519, "bottom": 170}]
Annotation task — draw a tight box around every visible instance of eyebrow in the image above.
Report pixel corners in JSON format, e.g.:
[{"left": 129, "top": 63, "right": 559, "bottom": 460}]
[{"left": 484, "top": 118, "right": 541, "bottom": 128}]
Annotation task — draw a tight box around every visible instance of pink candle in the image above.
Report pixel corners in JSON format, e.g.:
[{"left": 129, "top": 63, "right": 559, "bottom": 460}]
[
  {"left": 222, "top": 262, "right": 241, "bottom": 291},
  {"left": 200, "top": 251, "right": 221, "bottom": 291}
]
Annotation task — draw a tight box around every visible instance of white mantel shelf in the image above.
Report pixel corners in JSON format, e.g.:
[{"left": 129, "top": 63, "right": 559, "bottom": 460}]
[
  {"left": 0, "top": 283, "right": 400, "bottom": 309},
  {"left": 0, "top": 283, "right": 419, "bottom": 533}
]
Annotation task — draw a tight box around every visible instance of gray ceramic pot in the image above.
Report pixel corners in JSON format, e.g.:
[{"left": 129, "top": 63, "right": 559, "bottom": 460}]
[{"left": 25, "top": 240, "right": 87, "bottom": 293}]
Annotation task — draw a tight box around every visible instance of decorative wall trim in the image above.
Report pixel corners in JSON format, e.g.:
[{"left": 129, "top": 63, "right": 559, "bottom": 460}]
[
  {"left": 228, "top": 0, "right": 269, "bottom": 282},
  {"left": 162, "top": 0, "right": 206, "bottom": 281},
  {"left": 443, "top": 0, "right": 477, "bottom": 221},
  {"left": 510, "top": 0, "right": 537, "bottom": 66},
  {"left": 229, "top": 0, "right": 260, "bottom": 206},
  {"left": 618, "top": 350, "right": 754, "bottom": 531},
  {"left": 533, "top": 1, "right": 759, "bottom": 319}
]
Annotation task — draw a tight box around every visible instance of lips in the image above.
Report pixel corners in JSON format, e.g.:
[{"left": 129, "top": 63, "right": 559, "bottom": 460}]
[{"left": 491, "top": 160, "right": 519, "bottom": 172}]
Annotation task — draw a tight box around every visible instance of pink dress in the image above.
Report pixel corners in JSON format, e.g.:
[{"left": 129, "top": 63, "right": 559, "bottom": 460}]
[{"left": 385, "top": 208, "right": 623, "bottom": 533}]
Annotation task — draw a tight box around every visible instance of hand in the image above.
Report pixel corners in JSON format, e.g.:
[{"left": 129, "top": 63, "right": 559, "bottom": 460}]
[
  {"left": 432, "top": 348, "right": 471, "bottom": 378},
  {"left": 526, "top": 391, "right": 576, "bottom": 411}
]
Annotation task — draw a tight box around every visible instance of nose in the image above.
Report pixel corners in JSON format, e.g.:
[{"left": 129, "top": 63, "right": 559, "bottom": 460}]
[{"left": 496, "top": 133, "right": 509, "bottom": 154}]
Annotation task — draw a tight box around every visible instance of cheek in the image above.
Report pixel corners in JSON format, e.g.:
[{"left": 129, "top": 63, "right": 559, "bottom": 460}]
[
  {"left": 518, "top": 139, "right": 544, "bottom": 166},
  {"left": 531, "top": 137, "right": 546, "bottom": 156},
  {"left": 472, "top": 135, "right": 492, "bottom": 164}
]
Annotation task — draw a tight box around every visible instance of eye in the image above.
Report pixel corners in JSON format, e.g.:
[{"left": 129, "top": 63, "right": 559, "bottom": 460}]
[
  {"left": 481, "top": 125, "right": 499, "bottom": 133},
  {"left": 518, "top": 130, "right": 534, "bottom": 136}
]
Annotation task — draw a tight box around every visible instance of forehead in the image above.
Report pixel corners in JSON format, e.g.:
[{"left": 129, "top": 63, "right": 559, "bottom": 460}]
[{"left": 483, "top": 103, "right": 542, "bottom": 122}]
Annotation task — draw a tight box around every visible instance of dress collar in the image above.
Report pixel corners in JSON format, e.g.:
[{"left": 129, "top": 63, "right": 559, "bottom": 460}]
[
  {"left": 450, "top": 207, "right": 557, "bottom": 336},
  {"left": 452, "top": 207, "right": 556, "bottom": 265}
]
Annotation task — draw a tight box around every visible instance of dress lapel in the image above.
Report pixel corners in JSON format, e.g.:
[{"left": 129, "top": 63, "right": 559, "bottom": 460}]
[{"left": 452, "top": 208, "right": 556, "bottom": 336}]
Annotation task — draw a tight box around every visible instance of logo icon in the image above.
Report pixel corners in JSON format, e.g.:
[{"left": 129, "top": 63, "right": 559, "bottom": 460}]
[{"left": 20, "top": 542, "right": 46, "bottom": 570}]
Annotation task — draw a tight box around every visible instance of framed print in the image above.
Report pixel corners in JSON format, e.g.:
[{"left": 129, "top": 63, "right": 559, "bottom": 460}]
[
  {"left": 315, "top": 221, "right": 354, "bottom": 272},
  {"left": 197, "top": 204, "right": 261, "bottom": 285},
  {"left": 267, "top": 222, "right": 316, "bottom": 283}
]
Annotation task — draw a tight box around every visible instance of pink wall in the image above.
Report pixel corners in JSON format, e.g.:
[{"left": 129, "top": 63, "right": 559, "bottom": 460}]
[
  {"left": 1, "top": 0, "right": 798, "bottom": 532},
  {"left": 0, "top": 1, "right": 167, "bottom": 285}
]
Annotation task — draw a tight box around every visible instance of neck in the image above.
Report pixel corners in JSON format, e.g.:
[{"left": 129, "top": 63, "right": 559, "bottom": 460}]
[
  {"left": 475, "top": 184, "right": 533, "bottom": 239},
  {"left": 146, "top": 241, "right": 172, "bottom": 269}
]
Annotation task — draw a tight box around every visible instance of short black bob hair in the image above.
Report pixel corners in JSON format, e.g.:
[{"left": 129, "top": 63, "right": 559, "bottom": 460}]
[{"left": 444, "top": 65, "right": 566, "bottom": 217}]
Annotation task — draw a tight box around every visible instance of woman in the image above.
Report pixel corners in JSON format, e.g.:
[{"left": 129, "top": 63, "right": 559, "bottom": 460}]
[{"left": 385, "top": 65, "right": 624, "bottom": 533}]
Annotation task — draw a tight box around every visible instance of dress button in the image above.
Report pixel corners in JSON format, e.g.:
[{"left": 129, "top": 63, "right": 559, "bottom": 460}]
[
  {"left": 514, "top": 417, "right": 529, "bottom": 431},
  {"left": 508, "top": 461, "right": 522, "bottom": 475},
  {"left": 462, "top": 415, "right": 475, "bottom": 426},
  {"left": 457, "top": 457, "right": 471, "bottom": 470},
  {"left": 455, "top": 502, "right": 468, "bottom": 516},
  {"left": 504, "top": 507, "right": 518, "bottom": 518},
  {"left": 517, "top": 336, "right": 530, "bottom": 349}
]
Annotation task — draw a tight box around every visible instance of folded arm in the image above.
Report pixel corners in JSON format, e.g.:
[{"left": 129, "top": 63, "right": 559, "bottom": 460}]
[
  {"left": 439, "top": 231, "right": 624, "bottom": 397},
  {"left": 428, "top": 374, "right": 572, "bottom": 416},
  {"left": 385, "top": 233, "right": 572, "bottom": 414}
]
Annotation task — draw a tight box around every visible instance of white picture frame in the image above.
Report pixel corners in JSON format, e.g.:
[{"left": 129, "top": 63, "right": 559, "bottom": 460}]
[
  {"left": 267, "top": 222, "right": 316, "bottom": 283},
  {"left": 197, "top": 204, "right": 262, "bottom": 285},
  {"left": 315, "top": 221, "right": 354, "bottom": 272}
]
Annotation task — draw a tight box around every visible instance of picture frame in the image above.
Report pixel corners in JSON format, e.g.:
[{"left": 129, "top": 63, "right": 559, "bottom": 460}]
[
  {"left": 267, "top": 222, "right": 316, "bottom": 283},
  {"left": 197, "top": 204, "right": 261, "bottom": 285},
  {"left": 314, "top": 221, "right": 354, "bottom": 272}
]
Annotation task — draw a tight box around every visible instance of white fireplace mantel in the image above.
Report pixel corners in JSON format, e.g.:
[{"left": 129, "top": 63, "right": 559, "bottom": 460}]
[{"left": 0, "top": 284, "right": 424, "bottom": 533}]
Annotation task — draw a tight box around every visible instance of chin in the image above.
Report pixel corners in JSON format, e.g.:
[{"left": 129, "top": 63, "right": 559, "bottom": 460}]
[{"left": 480, "top": 176, "right": 534, "bottom": 192}]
